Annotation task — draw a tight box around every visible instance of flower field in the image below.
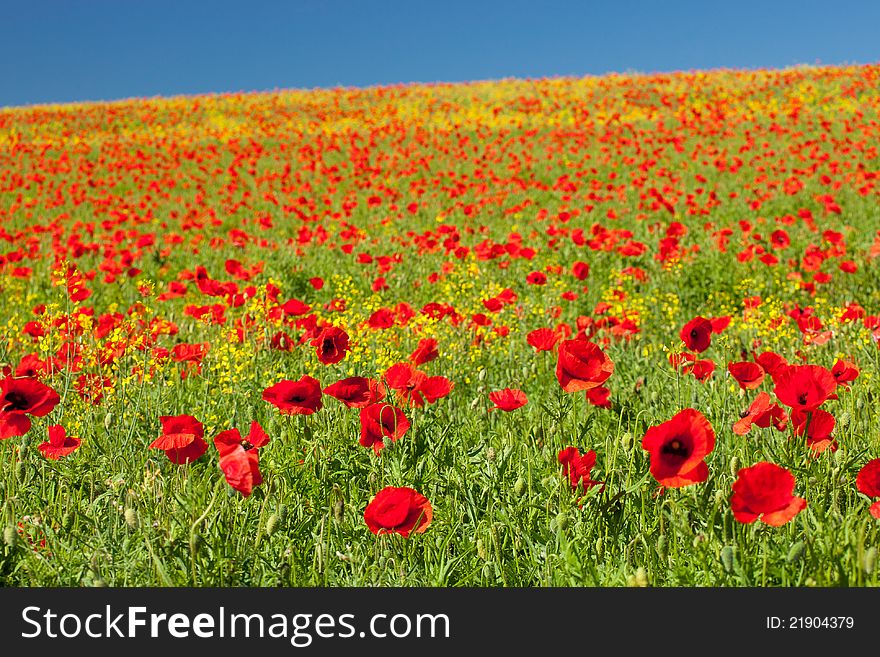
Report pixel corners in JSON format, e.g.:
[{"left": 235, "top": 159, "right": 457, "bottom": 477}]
[{"left": 1, "top": 64, "right": 880, "bottom": 586}]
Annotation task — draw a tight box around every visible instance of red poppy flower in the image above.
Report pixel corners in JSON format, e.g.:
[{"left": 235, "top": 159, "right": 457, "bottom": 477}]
[
  {"left": 730, "top": 462, "right": 807, "bottom": 526},
  {"left": 679, "top": 317, "right": 713, "bottom": 353},
  {"left": 773, "top": 364, "right": 837, "bottom": 411},
  {"left": 642, "top": 408, "right": 715, "bottom": 488},
  {"left": 791, "top": 409, "right": 836, "bottom": 453},
  {"left": 831, "top": 359, "right": 859, "bottom": 388},
  {"left": 37, "top": 425, "right": 81, "bottom": 460},
  {"left": 363, "top": 486, "right": 432, "bottom": 537},
  {"left": 367, "top": 308, "right": 395, "bottom": 329},
  {"left": 691, "top": 359, "right": 715, "bottom": 382},
  {"left": 310, "top": 326, "right": 350, "bottom": 365},
  {"left": 262, "top": 376, "right": 323, "bottom": 415},
  {"left": 527, "top": 328, "right": 560, "bottom": 352},
  {"left": 555, "top": 339, "right": 614, "bottom": 393},
  {"left": 727, "top": 361, "right": 765, "bottom": 390},
  {"left": 733, "top": 392, "right": 788, "bottom": 436},
  {"left": 669, "top": 351, "right": 696, "bottom": 373},
  {"left": 489, "top": 388, "right": 528, "bottom": 412},
  {"left": 149, "top": 415, "right": 208, "bottom": 464},
  {"left": 281, "top": 298, "right": 312, "bottom": 316},
  {"left": 558, "top": 446, "right": 603, "bottom": 492},
  {"left": 419, "top": 376, "right": 454, "bottom": 404},
  {"left": 410, "top": 338, "right": 439, "bottom": 366},
  {"left": 526, "top": 271, "right": 547, "bottom": 285},
  {"left": 214, "top": 421, "right": 270, "bottom": 497},
  {"left": 709, "top": 316, "right": 731, "bottom": 333},
  {"left": 0, "top": 376, "right": 61, "bottom": 440},
  {"left": 384, "top": 363, "right": 453, "bottom": 407},
  {"left": 359, "top": 403, "right": 410, "bottom": 454},
  {"left": 13, "top": 354, "right": 52, "bottom": 379},
  {"left": 323, "top": 377, "right": 386, "bottom": 408},
  {"left": 755, "top": 351, "right": 788, "bottom": 377},
  {"left": 585, "top": 386, "right": 611, "bottom": 408},
  {"left": 385, "top": 363, "right": 427, "bottom": 405},
  {"left": 572, "top": 261, "right": 590, "bottom": 280},
  {"left": 856, "top": 459, "right": 880, "bottom": 518}
]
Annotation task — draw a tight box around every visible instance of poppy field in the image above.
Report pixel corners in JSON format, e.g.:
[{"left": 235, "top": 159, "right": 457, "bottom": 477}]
[{"left": 2, "top": 64, "right": 880, "bottom": 586}]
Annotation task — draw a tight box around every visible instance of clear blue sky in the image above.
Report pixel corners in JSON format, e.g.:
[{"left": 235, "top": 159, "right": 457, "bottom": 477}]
[{"left": 3, "top": 0, "right": 880, "bottom": 108}]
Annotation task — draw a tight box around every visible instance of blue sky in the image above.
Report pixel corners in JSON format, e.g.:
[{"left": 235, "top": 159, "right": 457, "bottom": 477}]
[{"left": 2, "top": 0, "right": 880, "bottom": 107}]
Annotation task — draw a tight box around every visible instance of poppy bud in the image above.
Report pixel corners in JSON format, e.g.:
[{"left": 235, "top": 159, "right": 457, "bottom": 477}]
[
  {"left": 62, "top": 513, "right": 73, "bottom": 532},
  {"left": 720, "top": 545, "right": 735, "bottom": 573},
  {"left": 266, "top": 513, "right": 280, "bottom": 536},
  {"left": 476, "top": 538, "right": 488, "bottom": 560},
  {"left": 15, "top": 461, "right": 26, "bottom": 482},
  {"left": 91, "top": 575, "right": 108, "bottom": 587},
  {"left": 864, "top": 547, "right": 877, "bottom": 575},
  {"left": 104, "top": 412, "right": 113, "bottom": 430},
  {"left": 124, "top": 508, "right": 138, "bottom": 530},
  {"left": 833, "top": 448, "right": 846, "bottom": 466},
  {"left": 595, "top": 536, "right": 604, "bottom": 559},
  {"left": 620, "top": 432, "right": 632, "bottom": 450},
  {"left": 189, "top": 530, "right": 203, "bottom": 555},
  {"left": 729, "top": 456, "right": 740, "bottom": 478},
  {"left": 786, "top": 540, "right": 805, "bottom": 564},
  {"left": 554, "top": 512, "right": 569, "bottom": 531},
  {"left": 20, "top": 435, "right": 30, "bottom": 449},
  {"left": 656, "top": 535, "right": 667, "bottom": 561},
  {"left": 513, "top": 477, "right": 526, "bottom": 497},
  {"left": 857, "top": 397, "right": 865, "bottom": 410},
  {"left": 333, "top": 499, "right": 345, "bottom": 523},
  {"left": 3, "top": 525, "right": 17, "bottom": 548},
  {"left": 486, "top": 447, "right": 497, "bottom": 463},
  {"left": 478, "top": 368, "right": 487, "bottom": 381},
  {"left": 837, "top": 411, "right": 850, "bottom": 429}
]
